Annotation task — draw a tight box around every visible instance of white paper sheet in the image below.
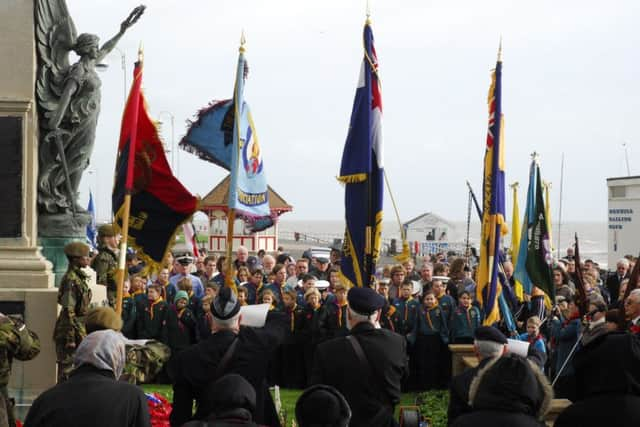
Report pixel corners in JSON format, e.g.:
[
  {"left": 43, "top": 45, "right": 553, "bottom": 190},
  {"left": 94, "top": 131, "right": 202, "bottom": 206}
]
[
  {"left": 507, "top": 338, "right": 530, "bottom": 357},
  {"left": 240, "top": 303, "right": 270, "bottom": 327}
]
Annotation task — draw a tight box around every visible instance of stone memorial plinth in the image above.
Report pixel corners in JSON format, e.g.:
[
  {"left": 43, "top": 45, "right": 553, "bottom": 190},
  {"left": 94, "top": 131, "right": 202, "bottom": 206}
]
[{"left": 0, "top": 0, "right": 58, "bottom": 405}]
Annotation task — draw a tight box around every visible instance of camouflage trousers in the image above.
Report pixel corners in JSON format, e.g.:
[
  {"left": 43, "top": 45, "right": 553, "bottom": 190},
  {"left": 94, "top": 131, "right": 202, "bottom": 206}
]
[
  {"left": 55, "top": 340, "right": 75, "bottom": 383},
  {"left": 0, "top": 385, "right": 15, "bottom": 427}
]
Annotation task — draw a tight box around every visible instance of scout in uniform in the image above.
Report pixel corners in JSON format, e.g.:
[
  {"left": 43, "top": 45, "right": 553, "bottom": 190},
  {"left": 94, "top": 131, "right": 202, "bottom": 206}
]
[
  {"left": 54, "top": 241, "right": 92, "bottom": 383},
  {"left": 450, "top": 291, "right": 482, "bottom": 344}
]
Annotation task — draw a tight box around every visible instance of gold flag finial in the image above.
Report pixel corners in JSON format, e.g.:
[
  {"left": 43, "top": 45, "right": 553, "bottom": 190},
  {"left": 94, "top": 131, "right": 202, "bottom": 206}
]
[
  {"left": 510, "top": 182, "right": 519, "bottom": 190},
  {"left": 138, "top": 41, "right": 144, "bottom": 62},
  {"left": 366, "top": 0, "right": 372, "bottom": 24},
  {"left": 497, "top": 36, "right": 503, "bottom": 62},
  {"left": 239, "top": 30, "right": 246, "bottom": 53},
  {"left": 531, "top": 151, "right": 540, "bottom": 164}
]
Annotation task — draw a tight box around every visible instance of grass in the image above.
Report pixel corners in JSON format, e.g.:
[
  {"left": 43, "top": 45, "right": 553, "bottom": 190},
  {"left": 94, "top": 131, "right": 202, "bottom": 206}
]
[{"left": 143, "top": 385, "right": 449, "bottom": 427}]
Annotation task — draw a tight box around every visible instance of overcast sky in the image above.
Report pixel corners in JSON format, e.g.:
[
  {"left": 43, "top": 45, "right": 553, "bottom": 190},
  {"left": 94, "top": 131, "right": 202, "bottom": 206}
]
[{"left": 68, "top": 0, "right": 639, "bottom": 224}]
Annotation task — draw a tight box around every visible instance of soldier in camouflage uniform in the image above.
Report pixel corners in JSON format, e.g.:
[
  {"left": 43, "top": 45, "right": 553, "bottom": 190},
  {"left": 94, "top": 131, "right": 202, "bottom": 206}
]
[
  {"left": 91, "top": 224, "right": 119, "bottom": 307},
  {"left": 53, "top": 241, "right": 92, "bottom": 383},
  {"left": 0, "top": 313, "right": 40, "bottom": 427}
]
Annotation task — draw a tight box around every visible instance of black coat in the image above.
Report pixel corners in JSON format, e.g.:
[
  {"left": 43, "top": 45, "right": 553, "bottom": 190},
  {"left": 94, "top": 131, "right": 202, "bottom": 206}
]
[
  {"left": 447, "top": 358, "right": 492, "bottom": 426},
  {"left": 555, "top": 394, "right": 640, "bottom": 427},
  {"left": 311, "top": 322, "right": 407, "bottom": 427},
  {"left": 168, "top": 313, "right": 287, "bottom": 427},
  {"left": 452, "top": 411, "right": 545, "bottom": 427},
  {"left": 605, "top": 272, "right": 628, "bottom": 304},
  {"left": 24, "top": 365, "right": 150, "bottom": 427}
]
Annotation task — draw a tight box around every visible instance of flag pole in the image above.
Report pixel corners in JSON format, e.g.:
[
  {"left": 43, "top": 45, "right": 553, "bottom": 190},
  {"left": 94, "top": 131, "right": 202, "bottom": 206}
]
[
  {"left": 115, "top": 45, "right": 144, "bottom": 316},
  {"left": 224, "top": 32, "right": 247, "bottom": 293},
  {"left": 556, "top": 153, "right": 565, "bottom": 259}
]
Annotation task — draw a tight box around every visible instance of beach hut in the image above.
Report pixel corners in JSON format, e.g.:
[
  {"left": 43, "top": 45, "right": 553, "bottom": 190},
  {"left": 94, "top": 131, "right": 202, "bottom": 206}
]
[
  {"left": 403, "top": 212, "right": 456, "bottom": 255},
  {"left": 200, "top": 174, "right": 293, "bottom": 253}
]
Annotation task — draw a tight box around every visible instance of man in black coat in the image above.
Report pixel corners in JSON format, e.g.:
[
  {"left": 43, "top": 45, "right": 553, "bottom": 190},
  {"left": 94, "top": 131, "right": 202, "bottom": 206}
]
[
  {"left": 605, "top": 258, "right": 630, "bottom": 305},
  {"left": 311, "top": 286, "right": 407, "bottom": 427},
  {"left": 555, "top": 330, "right": 640, "bottom": 427},
  {"left": 168, "top": 287, "right": 287, "bottom": 427},
  {"left": 447, "top": 326, "right": 508, "bottom": 426}
]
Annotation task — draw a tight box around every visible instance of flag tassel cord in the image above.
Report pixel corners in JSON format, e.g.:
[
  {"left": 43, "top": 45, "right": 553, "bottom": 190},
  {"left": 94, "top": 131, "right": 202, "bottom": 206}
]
[
  {"left": 114, "top": 192, "right": 132, "bottom": 316},
  {"left": 383, "top": 170, "right": 410, "bottom": 262}
]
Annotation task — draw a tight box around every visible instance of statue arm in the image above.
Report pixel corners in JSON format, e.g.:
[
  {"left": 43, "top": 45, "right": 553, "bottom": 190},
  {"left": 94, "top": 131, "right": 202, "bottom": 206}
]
[
  {"left": 96, "top": 5, "right": 145, "bottom": 63},
  {"left": 47, "top": 78, "right": 79, "bottom": 130}
]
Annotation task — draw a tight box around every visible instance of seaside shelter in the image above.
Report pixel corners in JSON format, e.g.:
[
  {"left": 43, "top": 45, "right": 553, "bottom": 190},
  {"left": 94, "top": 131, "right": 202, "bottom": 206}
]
[
  {"left": 200, "top": 174, "right": 293, "bottom": 253},
  {"left": 403, "top": 212, "right": 456, "bottom": 255}
]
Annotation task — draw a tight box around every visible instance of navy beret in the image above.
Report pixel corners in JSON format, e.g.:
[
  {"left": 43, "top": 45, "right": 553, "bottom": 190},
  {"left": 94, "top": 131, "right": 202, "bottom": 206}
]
[
  {"left": 212, "top": 286, "right": 241, "bottom": 320},
  {"left": 474, "top": 326, "right": 508, "bottom": 344},
  {"left": 347, "top": 286, "right": 385, "bottom": 315}
]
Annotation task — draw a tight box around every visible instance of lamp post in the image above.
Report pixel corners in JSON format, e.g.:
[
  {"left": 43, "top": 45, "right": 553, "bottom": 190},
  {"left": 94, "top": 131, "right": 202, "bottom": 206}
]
[
  {"left": 114, "top": 47, "right": 127, "bottom": 106},
  {"left": 158, "top": 111, "right": 176, "bottom": 174}
]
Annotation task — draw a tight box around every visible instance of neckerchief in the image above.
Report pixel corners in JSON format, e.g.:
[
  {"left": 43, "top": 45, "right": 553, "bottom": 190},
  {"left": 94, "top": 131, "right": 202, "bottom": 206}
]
[
  {"left": 402, "top": 296, "right": 414, "bottom": 322},
  {"left": 149, "top": 297, "right": 164, "bottom": 320},
  {"left": 424, "top": 300, "right": 439, "bottom": 330},
  {"left": 527, "top": 333, "right": 543, "bottom": 345},
  {"left": 335, "top": 301, "right": 348, "bottom": 327},
  {"left": 287, "top": 304, "right": 298, "bottom": 331}
]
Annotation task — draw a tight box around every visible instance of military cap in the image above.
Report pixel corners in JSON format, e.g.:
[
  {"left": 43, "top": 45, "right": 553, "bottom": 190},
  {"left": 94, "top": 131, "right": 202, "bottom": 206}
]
[
  {"left": 97, "top": 224, "right": 116, "bottom": 237},
  {"left": 295, "top": 384, "right": 351, "bottom": 427},
  {"left": 176, "top": 253, "right": 194, "bottom": 265},
  {"left": 315, "top": 280, "right": 330, "bottom": 290},
  {"left": 474, "top": 326, "right": 508, "bottom": 344},
  {"left": 316, "top": 256, "right": 330, "bottom": 264},
  {"left": 212, "top": 286, "right": 241, "bottom": 320},
  {"left": 347, "top": 286, "right": 385, "bottom": 315},
  {"left": 64, "top": 241, "right": 90, "bottom": 257}
]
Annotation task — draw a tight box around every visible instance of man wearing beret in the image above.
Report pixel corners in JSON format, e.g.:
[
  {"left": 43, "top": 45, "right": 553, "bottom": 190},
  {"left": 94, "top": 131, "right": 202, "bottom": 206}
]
[
  {"left": 168, "top": 286, "right": 287, "bottom": 427},
  {"left": 447, "top": 326, "right": 507, "bottom": 425},
  {"left": 91, "top": 224, "right": 119, "bottom": 307},
  {"left": 54, "top": 241, "right": 93, "bottom": 383},
  {"left": 311, "top": 286, "right": 407, "bottom": 426}
]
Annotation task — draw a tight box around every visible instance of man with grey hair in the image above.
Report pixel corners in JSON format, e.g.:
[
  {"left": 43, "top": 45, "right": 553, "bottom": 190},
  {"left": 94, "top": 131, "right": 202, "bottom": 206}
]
[
  {"left": 311, "top": 287, "right": 407, "bottom": 426},
  {"left": 234, "top": 246, "right": 249, "bottom": 270},
  {"left": 168, "top": 287, "right": 287, "bottom": 426},
  {"left": 447, "top": 326, "right": 508, "bottom": 426},
  {"left": 625, "top": 289, "right": 640, "bottom": 331},
  {"left": 607, "top": 258, "right": 630, "bottom": 305}
]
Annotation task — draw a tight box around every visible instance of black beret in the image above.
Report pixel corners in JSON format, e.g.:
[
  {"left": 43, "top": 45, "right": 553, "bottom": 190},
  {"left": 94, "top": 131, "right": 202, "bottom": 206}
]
[
  {"left": 212, "top": 286, "right": 241, "bottom": 320},
  {"left": 474, "top": 326, "right": 508, "bottom": 344},
  {"left": 347, "top": 286, "right": 385, "bottom": 315},
  {"left": 295, "top": 385, "right": 351, "bottom": 427}
]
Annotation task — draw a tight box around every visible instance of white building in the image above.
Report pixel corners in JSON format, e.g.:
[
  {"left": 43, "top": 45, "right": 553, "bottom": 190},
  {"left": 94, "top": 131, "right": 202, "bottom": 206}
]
[
  {"left": 607, "top": 176, "right": 640, "bottom": 267},
  {"left": 403, "top": 212, "right": 457, "bottom": 255}
]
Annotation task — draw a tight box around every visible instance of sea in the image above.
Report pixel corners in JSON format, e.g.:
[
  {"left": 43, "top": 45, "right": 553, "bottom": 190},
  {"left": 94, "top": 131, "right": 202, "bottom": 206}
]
[{"left": 278, "top": 219, "right": 609, "bottom": 268}]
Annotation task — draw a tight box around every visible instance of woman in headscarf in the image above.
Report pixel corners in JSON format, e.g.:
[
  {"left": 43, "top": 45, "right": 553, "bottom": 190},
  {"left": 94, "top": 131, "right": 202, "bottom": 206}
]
[{"left": 24, "top": 330, "right": 150, "bottom": 427}]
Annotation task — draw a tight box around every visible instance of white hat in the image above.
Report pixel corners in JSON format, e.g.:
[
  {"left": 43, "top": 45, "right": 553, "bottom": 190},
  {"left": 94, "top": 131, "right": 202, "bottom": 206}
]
[{"left": 315, "top": 280, "right": 330, "bottom": 290}]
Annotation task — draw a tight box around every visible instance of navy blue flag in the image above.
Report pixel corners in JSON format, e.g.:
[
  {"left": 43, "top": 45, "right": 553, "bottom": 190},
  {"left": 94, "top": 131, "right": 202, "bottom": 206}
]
[
  {"left": 338, "top": 20, "right": 384, "bottom": 288},
  {"left": 86, "top": 191, "right": 97, "bottom": 249}
]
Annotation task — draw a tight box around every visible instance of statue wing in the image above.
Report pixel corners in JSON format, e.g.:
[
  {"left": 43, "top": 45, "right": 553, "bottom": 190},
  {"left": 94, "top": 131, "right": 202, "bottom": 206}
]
[{"left": 35, "top": 0, "right": 78, "bottom": 129}]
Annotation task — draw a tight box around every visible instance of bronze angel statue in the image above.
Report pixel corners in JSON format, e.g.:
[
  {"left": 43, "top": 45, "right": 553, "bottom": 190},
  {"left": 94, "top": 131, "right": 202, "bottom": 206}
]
[{"left": 35, "top": 0, "right": 144, "bottom": 235}]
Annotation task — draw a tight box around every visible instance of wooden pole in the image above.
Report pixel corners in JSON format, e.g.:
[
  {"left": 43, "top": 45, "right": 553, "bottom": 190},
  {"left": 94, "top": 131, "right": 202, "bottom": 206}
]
[
  {"left": 114, "top": 192, "right": 132, "bottom": 316},
  {"left": 224, "top": 208, "right": 237, "bottom": 292}
]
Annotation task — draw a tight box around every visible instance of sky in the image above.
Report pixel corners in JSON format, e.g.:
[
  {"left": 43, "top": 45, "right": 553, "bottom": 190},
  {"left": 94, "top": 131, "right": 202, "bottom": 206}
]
[{"left": 67, "top": 0, "right": 640, "bottom": 224}]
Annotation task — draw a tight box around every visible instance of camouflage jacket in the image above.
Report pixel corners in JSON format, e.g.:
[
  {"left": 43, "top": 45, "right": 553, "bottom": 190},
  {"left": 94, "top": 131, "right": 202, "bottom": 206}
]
[
  {"left": 91, "top": 245, "right": 118, "bottom": 290},
  {"left": 54, "top": 266, "right": 92, "bottom": 342},
  {"left": 0, "top": 317, "right": 41, "bottom": 386}
]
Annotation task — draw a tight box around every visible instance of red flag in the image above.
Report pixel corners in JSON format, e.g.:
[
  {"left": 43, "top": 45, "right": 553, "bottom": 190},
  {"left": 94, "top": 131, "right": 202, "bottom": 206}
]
[{"left": 112, "top": 60, "right": 198, "bottom": 268}]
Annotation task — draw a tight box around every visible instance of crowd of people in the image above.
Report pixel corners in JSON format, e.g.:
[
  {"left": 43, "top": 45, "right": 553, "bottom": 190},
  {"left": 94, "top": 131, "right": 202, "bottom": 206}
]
[{"left": 2, "top": 222, "right": 640, "bottom": 426}]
